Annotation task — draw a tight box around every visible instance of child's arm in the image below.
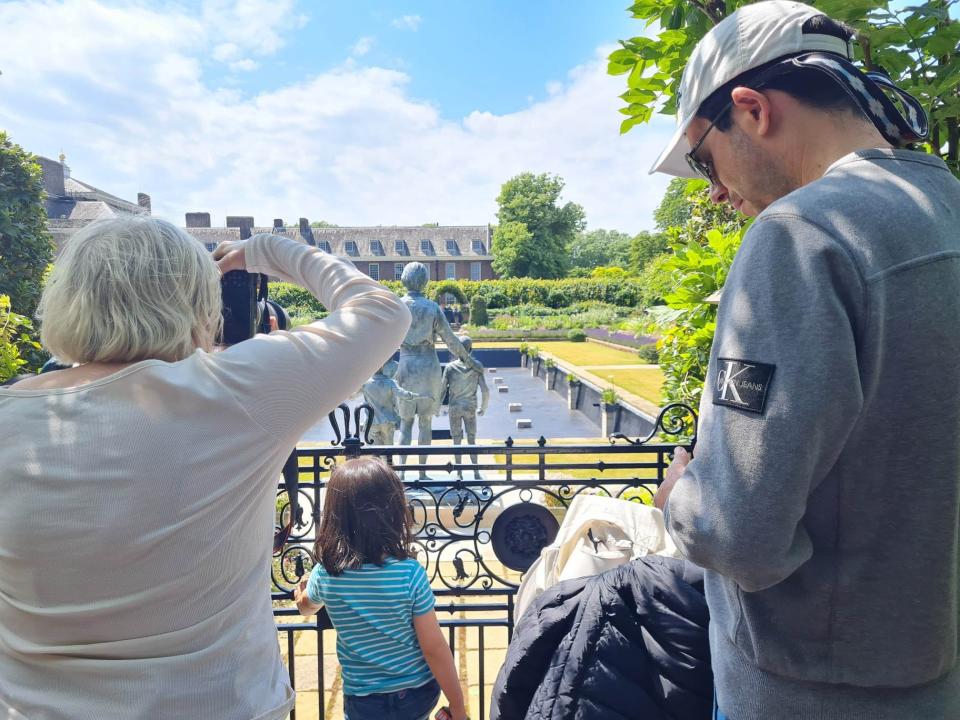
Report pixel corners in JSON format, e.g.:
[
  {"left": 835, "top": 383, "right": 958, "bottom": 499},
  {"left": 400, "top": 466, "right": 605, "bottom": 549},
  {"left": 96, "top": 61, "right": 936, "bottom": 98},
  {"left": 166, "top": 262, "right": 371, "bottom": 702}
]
[
  {"left": 413, "top": 610, "right": 468, "bottom": 720},
  {"left": 294, "top": 577, "right": 323, "bottom": 616}
]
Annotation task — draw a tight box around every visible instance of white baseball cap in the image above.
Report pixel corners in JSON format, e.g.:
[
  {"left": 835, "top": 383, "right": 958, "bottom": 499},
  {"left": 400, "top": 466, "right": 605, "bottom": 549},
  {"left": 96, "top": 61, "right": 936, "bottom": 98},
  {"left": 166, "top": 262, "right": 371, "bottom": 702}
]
[{"left": 650, "top": 0, "right": 852, "bottom": 177}]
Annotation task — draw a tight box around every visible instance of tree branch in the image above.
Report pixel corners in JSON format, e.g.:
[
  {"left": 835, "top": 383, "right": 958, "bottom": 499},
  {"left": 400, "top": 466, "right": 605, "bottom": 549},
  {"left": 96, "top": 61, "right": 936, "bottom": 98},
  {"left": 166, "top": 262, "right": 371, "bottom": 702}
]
[{"left": 688, "top": 0, "right": 723, "bottom": 25}]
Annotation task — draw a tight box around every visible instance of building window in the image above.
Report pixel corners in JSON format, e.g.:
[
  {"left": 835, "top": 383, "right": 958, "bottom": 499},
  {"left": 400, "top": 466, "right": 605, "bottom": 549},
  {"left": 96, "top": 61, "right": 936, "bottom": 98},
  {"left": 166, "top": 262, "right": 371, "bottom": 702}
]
[
  {"left": 394, "top": 263, "right": 405, "bottom": 281},
  {"left": 445, "top": 262, "right": 456, "bottom": 280},
  {"left": 369, "top": 263, "right": 380, "bottom": 281},
  {"left": 318, "top": 240, "right": 332, "bottom": 253},
  {"left": 370, "top": 240, "right": 384, "bottom": 255},
  {"left": 205, "top": 242, "right": 217, "bottom": 252},
  {"left": 445, "top": 239, "right": 459, "bottom": 255},
  {"left": 420, "top": 239, "right": 433, "bottom": 255},
  {"left": 472, "top": 239, "right": 486, "bottom": 254},
  {"left": 345, "top": 241, "right": 359, "bottom": 256},
  {"left": 394, "top": 239, "right": 406, "bottom": 255},
  {"left": 470, "top": 262, "right": 482, "bottom": 281}
]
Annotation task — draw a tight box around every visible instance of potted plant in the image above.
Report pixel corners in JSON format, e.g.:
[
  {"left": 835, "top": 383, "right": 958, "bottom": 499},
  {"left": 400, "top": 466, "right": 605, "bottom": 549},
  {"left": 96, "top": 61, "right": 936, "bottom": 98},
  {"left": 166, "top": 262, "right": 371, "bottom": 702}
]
[
  {"left": 519, "top": 341, "right": 529, "bottom": 367},
  {"left": 544, "top": 358, "right": 557, "bottom": 390},
  {"left": 529, "top": 345, "right": 540, "bottom": 377},
  {"left": 566, "top": 372, "right": 580, "bottom": 410},
  {"left": 600, "top": 386, "right": 619, "bottom": 437}
]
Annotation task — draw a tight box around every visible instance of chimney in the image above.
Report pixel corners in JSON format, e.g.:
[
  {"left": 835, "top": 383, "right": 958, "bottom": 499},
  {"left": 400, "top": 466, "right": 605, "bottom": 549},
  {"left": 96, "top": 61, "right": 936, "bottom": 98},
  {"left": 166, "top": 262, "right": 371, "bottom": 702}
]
[
  {"left": 137, "top": 193, "right": 152, "bottom": 214},
  {"left": 299, "top": 217, "right": 316, "bottom": 246},
  {"left": 186, "top": 212, "right": 211, "bottom": 228},
  {"left": 226, "top": 216, "right": 255, "bottom": 232}
]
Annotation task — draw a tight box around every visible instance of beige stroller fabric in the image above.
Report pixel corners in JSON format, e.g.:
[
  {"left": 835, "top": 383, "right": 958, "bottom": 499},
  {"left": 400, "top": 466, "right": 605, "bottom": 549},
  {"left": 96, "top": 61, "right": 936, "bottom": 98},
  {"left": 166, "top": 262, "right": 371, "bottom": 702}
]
[{"left": 515, "top": 494, "right": 678, "bottom": 620}]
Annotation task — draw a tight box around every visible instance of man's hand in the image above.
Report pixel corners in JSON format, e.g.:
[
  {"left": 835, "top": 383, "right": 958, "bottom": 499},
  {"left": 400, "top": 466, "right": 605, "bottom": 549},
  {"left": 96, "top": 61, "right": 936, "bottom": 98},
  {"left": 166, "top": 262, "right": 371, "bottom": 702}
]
[
  {"left": 478, "top": 407, "right": 485, "bottom": 416},
  {"left": 655, "top": 446, "right": 692, "bottom": 511}
]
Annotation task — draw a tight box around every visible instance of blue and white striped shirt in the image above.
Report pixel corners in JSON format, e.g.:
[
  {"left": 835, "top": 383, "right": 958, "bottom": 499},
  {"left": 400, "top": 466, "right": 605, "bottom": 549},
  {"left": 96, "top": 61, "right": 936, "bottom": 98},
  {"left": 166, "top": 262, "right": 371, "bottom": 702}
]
[{"left": 306, "top": 557, "right": 436, "bottom": 696}]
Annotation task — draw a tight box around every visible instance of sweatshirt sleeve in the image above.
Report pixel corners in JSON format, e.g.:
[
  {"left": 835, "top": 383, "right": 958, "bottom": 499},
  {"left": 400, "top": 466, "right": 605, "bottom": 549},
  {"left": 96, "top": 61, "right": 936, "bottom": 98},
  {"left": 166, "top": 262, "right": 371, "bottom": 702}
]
[
  {"left": 207, "top": 233, "right": 411, "bottom": 443},
  {"left": 664, "top": 214, "right": 866, "bottom": 592}
]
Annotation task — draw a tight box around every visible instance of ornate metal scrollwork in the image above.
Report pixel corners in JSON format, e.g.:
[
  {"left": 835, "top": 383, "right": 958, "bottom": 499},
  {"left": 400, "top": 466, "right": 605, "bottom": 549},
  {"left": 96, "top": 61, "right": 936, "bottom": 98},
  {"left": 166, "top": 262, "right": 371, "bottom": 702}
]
[
  {"left": 327, "top": 402, "right": 375, "bottom": 456},
  {"left": 274, "top": 405, "right": 693, "bottom": 597},
  {"left": 609, "top": 402, "right": 698, "bottom": 449}
]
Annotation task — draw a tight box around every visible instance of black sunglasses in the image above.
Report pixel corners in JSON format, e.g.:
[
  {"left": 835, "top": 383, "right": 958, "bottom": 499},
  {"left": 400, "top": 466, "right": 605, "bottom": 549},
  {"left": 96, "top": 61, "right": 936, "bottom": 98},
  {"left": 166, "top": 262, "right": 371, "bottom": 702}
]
[
  {"left": 685, "top": 104, "right": 730, "bottom": 184},
  {"left": 684, "top": 65, "right": 782, "bottom": 183}
]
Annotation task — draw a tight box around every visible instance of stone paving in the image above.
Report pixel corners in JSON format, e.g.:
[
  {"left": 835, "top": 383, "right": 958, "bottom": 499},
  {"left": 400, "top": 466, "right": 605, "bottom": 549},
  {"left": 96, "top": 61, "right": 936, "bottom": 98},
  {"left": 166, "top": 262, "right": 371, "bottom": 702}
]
[{"left": 300, "top": 367, "right": 601, "bottom": 444}]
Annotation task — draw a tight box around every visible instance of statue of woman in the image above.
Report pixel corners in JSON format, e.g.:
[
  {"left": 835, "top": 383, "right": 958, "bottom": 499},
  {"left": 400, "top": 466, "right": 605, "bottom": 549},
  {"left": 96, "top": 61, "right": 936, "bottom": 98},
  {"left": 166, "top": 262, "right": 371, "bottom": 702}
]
[{"left": 396, "top": 262, "right": 481, "bottom": 478}]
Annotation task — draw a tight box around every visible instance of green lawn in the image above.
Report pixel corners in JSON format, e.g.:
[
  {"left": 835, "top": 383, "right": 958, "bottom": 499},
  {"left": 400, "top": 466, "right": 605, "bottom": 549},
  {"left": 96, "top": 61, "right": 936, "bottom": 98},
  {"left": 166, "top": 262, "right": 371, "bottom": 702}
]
[
  {"left": 540, "top": 341, "right": 643, "bottom": 367},
  {"left": 602, "top": 368, "right": 665, "bottom": 404}
]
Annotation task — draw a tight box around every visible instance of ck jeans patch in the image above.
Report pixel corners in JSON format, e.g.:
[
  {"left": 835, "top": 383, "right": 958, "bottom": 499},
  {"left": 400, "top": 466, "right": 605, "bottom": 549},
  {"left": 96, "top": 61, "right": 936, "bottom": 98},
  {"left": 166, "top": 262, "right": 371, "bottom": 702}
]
[{"left": 713, "top": 358, "right": 775, "bottom": 414}]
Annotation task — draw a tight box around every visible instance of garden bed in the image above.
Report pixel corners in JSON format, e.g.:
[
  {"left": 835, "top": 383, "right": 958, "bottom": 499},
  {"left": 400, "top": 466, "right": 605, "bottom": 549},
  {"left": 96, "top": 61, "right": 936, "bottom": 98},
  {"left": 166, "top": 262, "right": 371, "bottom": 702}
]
[{"left": 584, "top": 327, "right": 656, "bottom": 349}]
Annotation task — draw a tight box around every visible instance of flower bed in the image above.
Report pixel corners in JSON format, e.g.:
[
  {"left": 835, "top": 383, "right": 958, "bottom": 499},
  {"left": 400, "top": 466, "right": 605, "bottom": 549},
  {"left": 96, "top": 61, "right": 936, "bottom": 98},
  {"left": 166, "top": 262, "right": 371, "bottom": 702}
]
[{"left": 584, "top": 327, "right": 656, "bottom": 349}]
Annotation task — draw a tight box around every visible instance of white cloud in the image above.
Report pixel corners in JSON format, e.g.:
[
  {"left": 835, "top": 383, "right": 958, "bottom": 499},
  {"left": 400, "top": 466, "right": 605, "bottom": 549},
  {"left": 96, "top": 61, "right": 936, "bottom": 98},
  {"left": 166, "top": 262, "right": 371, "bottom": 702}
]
[
  {"left": 351, "top": 36, "right": 375, "bottom": 57},
  {"left": 391, "top": 14, "right": 422, "bottom": 31},
  {"left": 229, "top": 58, "right": 259, "bottom": 72},
  {"left": 200, "top": 0, "right": 307, "bottom": 56},
  {"left": 0, "top": 2, "right": 673, "bottom": 234},
  {"left": 213, "top": 43, "right": 241, "bottom": 62}
]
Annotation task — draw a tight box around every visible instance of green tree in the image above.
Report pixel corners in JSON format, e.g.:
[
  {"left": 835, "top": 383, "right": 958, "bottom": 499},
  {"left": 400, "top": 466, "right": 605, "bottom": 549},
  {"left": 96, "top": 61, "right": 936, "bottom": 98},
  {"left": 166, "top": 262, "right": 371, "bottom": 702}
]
[
  {"left": 653, "top": 178, "right": 693, "bottom": 231},
  {"left": 569, "top": 228, "right": 633, "bottom": 271},
  {"left": 309, "top": 220, "right": 338, "bottom": 228},
  {"left": 609, "top": 0, "right": 960, "bottom": 176},
  {"left": 0, "top": 132, "right": 54, "bottom": 321},
  {"left": 493, "top": 172, "right": 586, "bottom": 278},
  {"left": 627, "top": 229, "right": 670, "bottom": 272},
  {"left": 0, "top": 294, "right": 40, "bottom": 383},
  {"left": 640, "top": 180, "right": 750, "bottom": 406},
  {"left": 590, "top": 265, "right": 630, "bottom": 278},
  {"left": 634, "top": 252, "right": 676, "bottom": 306},
  {"left": 469, "top": 295, "right": 489, "bottom": 326}
]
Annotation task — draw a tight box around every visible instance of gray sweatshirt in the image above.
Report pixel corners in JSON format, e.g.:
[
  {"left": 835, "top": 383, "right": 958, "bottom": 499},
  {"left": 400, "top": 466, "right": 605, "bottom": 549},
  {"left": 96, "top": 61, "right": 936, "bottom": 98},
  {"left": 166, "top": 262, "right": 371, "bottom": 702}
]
[{"left": 665, "top": 149, "right": 960, "bottom": 719}]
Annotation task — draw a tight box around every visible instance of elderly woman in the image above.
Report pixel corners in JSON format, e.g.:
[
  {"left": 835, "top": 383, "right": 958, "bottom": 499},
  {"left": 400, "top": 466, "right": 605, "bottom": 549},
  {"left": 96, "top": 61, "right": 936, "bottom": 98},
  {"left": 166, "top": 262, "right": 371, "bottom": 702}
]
[{"left": 0, "top": 218, "right": 410, "bottom": 719}]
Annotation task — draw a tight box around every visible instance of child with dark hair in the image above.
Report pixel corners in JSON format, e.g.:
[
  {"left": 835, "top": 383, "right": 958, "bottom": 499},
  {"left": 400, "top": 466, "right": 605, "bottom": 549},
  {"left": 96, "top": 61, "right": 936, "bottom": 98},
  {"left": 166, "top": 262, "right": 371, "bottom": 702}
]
[{"left": 294, "top": 457, "right": 467, "bottom": 720}]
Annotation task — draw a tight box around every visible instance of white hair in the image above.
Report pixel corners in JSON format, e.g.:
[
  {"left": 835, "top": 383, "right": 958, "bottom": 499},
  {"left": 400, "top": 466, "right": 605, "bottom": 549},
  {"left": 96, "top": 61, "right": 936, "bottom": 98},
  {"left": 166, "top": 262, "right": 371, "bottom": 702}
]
[{"left": 38, "top": 216, "right": 222, "bottom": 364}]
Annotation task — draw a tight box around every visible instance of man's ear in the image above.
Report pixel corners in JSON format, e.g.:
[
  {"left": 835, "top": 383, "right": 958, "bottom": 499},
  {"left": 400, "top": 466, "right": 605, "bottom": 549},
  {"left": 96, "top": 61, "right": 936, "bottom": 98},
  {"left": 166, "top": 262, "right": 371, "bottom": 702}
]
[{"left": 730, "top": 86, "right": 773, "bottom": 137}]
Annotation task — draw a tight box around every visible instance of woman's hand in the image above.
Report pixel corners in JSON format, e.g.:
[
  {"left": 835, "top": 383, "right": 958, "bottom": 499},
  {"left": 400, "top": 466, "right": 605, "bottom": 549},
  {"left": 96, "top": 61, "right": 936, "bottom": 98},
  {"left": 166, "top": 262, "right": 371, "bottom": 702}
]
[{"left": 213, "top": 239, "right": 247, "bottom": 275}]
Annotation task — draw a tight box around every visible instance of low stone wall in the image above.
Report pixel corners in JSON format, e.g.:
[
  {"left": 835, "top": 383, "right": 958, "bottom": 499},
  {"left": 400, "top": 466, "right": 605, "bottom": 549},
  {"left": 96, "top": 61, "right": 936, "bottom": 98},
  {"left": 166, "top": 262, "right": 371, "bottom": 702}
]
[{"left": 529, "top": 358, "right": 655, "bottom": 438}]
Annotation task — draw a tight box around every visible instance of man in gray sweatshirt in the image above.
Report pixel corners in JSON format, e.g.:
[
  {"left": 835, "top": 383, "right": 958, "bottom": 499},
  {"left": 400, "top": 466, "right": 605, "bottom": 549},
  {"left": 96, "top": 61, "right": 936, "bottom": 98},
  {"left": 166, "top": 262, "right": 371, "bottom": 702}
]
[{"left": 648, "top": 2, "right": 960, "bottom": 718}]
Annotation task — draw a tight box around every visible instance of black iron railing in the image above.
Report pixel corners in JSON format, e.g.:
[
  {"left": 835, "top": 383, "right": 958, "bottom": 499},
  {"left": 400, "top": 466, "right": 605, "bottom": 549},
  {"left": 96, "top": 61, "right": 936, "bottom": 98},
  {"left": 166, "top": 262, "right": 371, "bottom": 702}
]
[{"left": 272, "top": 403, "right": 696, "bottom": 720}]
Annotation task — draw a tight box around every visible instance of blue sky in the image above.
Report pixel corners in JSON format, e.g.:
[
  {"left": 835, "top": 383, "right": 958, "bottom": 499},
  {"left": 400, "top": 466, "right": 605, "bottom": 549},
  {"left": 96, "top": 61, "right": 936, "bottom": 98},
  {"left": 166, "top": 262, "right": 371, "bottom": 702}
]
[
  {"left": 0, "top": 1, "right": 674, "bottom": 231},
  {"left": 217, "top": 1, "right": 639, "bottom": 119}
]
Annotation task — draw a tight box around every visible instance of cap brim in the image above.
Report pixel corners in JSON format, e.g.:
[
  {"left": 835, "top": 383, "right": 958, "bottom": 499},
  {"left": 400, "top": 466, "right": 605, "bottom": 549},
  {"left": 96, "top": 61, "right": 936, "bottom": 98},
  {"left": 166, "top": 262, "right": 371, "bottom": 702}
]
[{"left": 649, "top": 122, "right": 700, "bottom": 178}]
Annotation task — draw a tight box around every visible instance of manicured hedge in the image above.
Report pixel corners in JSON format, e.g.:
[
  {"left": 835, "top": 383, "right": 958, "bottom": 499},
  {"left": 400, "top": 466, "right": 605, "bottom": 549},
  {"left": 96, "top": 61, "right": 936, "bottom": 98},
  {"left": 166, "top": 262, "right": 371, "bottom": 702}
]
[{"left": 270, "top": 278, "right": 647, "bottom": 317}]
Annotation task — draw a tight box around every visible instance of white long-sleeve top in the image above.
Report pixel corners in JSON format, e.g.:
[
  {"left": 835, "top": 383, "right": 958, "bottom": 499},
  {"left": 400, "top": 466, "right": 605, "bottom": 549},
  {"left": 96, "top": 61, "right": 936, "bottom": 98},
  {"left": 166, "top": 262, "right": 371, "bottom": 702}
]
[{"left": 0, "top": 234, "right": 411, "bottom": 720}]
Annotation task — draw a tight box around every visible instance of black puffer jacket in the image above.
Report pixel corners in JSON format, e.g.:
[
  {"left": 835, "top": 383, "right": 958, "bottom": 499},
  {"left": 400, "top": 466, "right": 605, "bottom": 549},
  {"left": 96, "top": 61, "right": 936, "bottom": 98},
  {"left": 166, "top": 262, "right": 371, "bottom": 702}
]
[{"left": 490, "top": 556, "right": 711, "bottom": 720}]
